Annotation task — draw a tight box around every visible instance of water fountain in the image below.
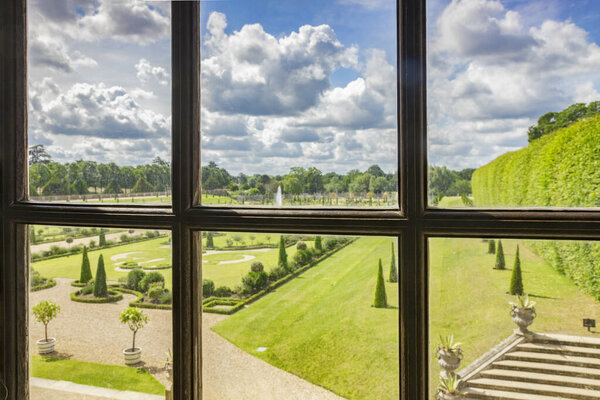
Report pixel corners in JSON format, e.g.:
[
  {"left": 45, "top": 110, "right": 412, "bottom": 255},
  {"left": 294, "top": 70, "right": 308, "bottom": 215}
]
[{"left": 275, "top": 185, "right": 283, "bottom": 206}]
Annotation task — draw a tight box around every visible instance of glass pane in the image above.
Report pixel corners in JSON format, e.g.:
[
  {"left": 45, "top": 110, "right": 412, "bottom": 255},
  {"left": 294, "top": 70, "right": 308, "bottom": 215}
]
[
  {"left": 27, "top": 1, "right": 171, "bottom": 205},
  {"left": 199, "top": 1, "right": 398, "bottom": 208},
  {"left": 429, "top": 237, "right": 600, "bottom": 398},
  {"left": 29, "top": 225, "right": 173, "bottom": 399},
  {"left": 201, "top": 232, "right": 399, "bottom": 399},
  {"left": 427, "top": 0, "right": 600, "bottom": 208}
]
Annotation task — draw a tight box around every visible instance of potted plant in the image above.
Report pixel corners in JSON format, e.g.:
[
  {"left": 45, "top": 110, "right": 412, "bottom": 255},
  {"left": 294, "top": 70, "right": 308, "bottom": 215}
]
[
  {"left": 437, "top": 335, "right": 463, "bottom": 378},
  {"left": 437, "top": 374, "right": 463, "bottom": 399},
  {"left": 119, "top": 307, "right": 149, "bottom": 365},
  {"left": 510, "top": 294, "right": 536, "bottom": 334},
  {"left": 32, "top": 300, "right": 61, "bottom": 354}
]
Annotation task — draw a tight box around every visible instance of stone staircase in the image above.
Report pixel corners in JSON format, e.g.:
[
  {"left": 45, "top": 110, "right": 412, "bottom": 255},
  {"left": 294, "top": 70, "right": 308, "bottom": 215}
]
[{"left": 461, "top": 333, "right": 600, "bottom": 399}]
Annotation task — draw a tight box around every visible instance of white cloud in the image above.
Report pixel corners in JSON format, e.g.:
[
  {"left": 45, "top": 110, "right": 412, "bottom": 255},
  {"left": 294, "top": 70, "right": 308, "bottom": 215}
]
[
  {"left": 135, "top": 59, "right": 169, "bottom": 86},
  {"left": 428, "top": 0, "right": 600, "bottom": 169},
  {"left": 29, "top": 79, "right": 170, "bottom": 140},
  {"left": 201, "top": 12, "right": 358, "bottom": 116}
]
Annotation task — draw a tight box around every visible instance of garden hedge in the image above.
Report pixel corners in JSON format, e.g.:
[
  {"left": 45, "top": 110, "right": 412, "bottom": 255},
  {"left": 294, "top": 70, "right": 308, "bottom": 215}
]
[
  {"left": 70, "top": 289, "right": 123, "bottom": 304},
  {"left": 30, "top": 278, "right": 57, "bottom": 292},
  {"left": 472, "top": 116, "right": 600, "bottom": 300}
]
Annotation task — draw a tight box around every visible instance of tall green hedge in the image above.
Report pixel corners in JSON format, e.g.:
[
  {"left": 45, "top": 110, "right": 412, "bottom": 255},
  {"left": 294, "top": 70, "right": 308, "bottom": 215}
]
[{"left": 472, "top": 116, "right": 600, "bottom": 300}]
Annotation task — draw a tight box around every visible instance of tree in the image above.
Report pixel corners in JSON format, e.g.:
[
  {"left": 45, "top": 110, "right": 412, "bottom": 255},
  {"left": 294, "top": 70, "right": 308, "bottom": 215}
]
[
  {"left": 278, "top": 235, "right": 288, "bottom": 270},
  {"left": 494, "top": 240, "right": 506, "bottom": 270},
  {"left": 509, "top": 245, "right": 524, "bottom": 295},
  {"left": 250, "top": 261, "right": 264, "bottom": 272},
  {"left": 30, "top": 227, "right": 36, "bottom": 244},
  {"left": 206, "top": 232, "right": 214, "bottom": 248},
  {"left": 389, "top": 242, "right": 398, "bottom": 283},
  {"left": 99, "top": 231, "right": 106, "bottom": 247},
  {"left": 104, "top": 179, "right": 122, "bottom": 194},
  {"left": 93, "top": 254, "right": 108, "bottom": 297},
  {"left": 132, "top": 176, "right": 155, "bottom": 193},
  {"left": 373, "top": 259, "right": 387, "bottom": 308},
  {"left": 119, "top": 307, "right": 149, "bottom": 351},
  {"left": 488, "top": 240, "right": 496, "bottom": 254},
  {"left": 29, "top": 144, "right": 52, "bottom": 165},
  {"left": 315, "top": 236, "right": 323, "bottom": 253},
  {"left": 32, "top": 300, "right": 60, "bottom": 342},
  {"left": 79, "top": 246, "right": 93, "bottom": 283}
]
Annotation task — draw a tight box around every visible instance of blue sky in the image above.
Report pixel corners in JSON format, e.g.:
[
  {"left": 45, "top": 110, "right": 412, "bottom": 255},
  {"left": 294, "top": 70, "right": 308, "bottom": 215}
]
[{"left": 27, "top": 0, "right": 600, "bottom": 175}]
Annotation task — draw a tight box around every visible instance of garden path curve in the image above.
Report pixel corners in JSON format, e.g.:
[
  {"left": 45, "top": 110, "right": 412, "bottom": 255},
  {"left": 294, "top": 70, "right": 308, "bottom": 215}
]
[{"left": 30, "top": 279, "right": 346, "bottom": 399}]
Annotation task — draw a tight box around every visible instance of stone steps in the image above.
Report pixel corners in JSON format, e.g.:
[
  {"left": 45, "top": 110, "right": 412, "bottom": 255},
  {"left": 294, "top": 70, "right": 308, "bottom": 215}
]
[
  {"left": 504, "top": 351, "right": 600, "bottom": 369},
  {"left": 531, "top": 334, "right": 600, "bottom": 349},
  {"left": 493, "top": 360, "right": 600, "bottom": 379},
  {"left": 517, "top": 342, "right": 600, "bottom": 358},
  {"left": 467, "top": 377, "right": 600, "bottom": 399},
  {"left": 480, "top": 369, "right": 600, "bottom": 390},
  {"left": 463, "top": 387, "right": 570, "bottom": 400}
]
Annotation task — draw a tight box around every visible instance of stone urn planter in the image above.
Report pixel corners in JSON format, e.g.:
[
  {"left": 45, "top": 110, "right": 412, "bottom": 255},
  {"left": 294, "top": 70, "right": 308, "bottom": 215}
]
[
  {"left": 437, "top": 391, "right": 463, "bottom": 400},
  {"left": 437, "top": 335, "right": 463, "bottom": 378},
  {"left": 437, "top": 375, "right": 463, "bottom": 399},
  {"left": 37, "top": 337, "right": 56, "bottom": 355},
  {"left": 123, "top": 347, "right": 142, "bottom": 365},
  {"left": 510, "top": 295, "right": 536, "bottom": 334}
]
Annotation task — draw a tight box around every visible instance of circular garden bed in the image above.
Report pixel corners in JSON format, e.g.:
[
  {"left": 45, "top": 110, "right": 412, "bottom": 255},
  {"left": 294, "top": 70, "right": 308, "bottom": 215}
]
[{"left": 70, "top": 286, "right": 123, "bottom": 303}]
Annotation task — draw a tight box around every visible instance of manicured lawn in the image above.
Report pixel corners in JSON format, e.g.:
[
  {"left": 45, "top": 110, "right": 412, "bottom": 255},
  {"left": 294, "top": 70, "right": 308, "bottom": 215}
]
[
  {"left": 203, "top": 232, "right": 281, "bottom": 249},
  {"left": 212, "top": 237, "right": 399, "bottom": 400},
  {"left": 32, "top": 237, "right": 173, "bottom": 289},
  {"left": 429, "top": 238, "right": 600, "bottom": 396},
  {"left": 203, "top": 244, "right": 298, "bottom": 288},
  {"left": 435, "top": 195, "right": 473, "bottom": 208},
  {"left": 31, "top": 356, "right": 165, "bottom": 395}
]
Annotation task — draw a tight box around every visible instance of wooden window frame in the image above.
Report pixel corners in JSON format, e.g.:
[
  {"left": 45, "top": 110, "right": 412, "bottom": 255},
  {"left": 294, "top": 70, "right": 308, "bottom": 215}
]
[{"left": 2, "top": 1, "right": 600, "bottom": 399}]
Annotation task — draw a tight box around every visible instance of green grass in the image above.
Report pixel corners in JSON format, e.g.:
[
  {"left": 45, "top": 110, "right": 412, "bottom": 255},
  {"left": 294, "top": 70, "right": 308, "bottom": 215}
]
[
  {"left": 435, "top": 196, "right": 474, "bottom": 208},
  {"left": 212, "top": 237, "right": 399, "bottom": 400},
  {"left": 203, "top": 232, "right": 282, "bottom": 249},
  {"left": 31, "top": 356, "right": 165, "bottom": 395},
  {"left": 429, "top": 238, "right": 600, "bottom": 396},
  {"left": 32, "top": 237, "right": 173, "bottom": 289},
  {"left": 203, "top": 243, "right": 298, "bottom": 288}
]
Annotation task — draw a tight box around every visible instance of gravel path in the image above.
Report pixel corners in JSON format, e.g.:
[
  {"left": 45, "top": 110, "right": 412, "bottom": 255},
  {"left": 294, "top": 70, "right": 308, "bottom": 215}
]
[
  {"left": 31, "top": 231, "right": 167, "bottom": 254},
  {"left": 30, "top": 279, "right": 345, "bottom": 400}
]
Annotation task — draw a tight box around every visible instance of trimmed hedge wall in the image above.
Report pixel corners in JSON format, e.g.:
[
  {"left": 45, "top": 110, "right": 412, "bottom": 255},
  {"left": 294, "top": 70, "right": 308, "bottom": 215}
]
[
  {"left": 472, "top": 116, "right": 600, "bottom": 300},
  {"left": 30, "top": 278, "right": 57, "bottom": 292},
  {"left": 202, "top": 238, "right": 357, "bottom": 315},
  {"left": 472, "top": 116, "right": 600, "bottom": 207}
]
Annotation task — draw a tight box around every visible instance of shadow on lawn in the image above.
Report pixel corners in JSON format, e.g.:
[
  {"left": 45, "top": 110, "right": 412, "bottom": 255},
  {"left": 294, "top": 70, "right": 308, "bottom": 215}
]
[{"left": 38, "top": 352, "right": 73, "bottom": 361}]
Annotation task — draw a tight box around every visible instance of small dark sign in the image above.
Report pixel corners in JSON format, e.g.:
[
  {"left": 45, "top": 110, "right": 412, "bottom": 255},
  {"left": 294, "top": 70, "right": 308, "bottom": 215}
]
[{"left": 583, "top": 318, "right": 596, "bottom": 332}]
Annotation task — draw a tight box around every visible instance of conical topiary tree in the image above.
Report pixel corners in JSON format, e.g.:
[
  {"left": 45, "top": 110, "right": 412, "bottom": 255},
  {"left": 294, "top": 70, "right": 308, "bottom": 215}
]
[
  {"left": 132, "top": 176, "right": 155, "bottom": 193},
  {"left": 373, "top": 259, "right": 387, "bottom": 308},
  {"left": 495, "top": 240, "right": 505, "bottom": 270},
  {"left": 93, "top": 254, "right": 108, "bottom": 297},
  {"left": 315, "top": 236, "right": 323, "bottom": 253},
  {"left": 488, "top": 239, "right": 496, "bottom": 254},
  {"left": 99, "top": 231, "right": 106, "bottom": 247},
  {"left": 509, "top": 245, "right": 524, "bottom": 295},
  {"left": 278, "top": 235, "right": 288, "bottom": 270},
  {"left": 79, "top": 246, "right": 93, "bottom": 284},
  {"left": 389, "top": 242, "right": 398, "bottom": 283},
  {"left": 206, "top": 232, "right": 214, "bottom": 248}
]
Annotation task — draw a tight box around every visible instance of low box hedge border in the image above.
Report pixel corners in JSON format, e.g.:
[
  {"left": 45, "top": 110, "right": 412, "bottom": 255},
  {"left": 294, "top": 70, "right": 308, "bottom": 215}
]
[
  {"left": 30, "top": 278, "right": 57, "bottom": 292},
  {"left": 118, "top": 265, "right": 172, "bottom": 271},
  {"left": 70, "top": 288, "right": 123, "bottom": 304},
  {"left": 112, "top": 285, "right": 173, "bottom": 310},
  {"left": 71, "top": 280, "right": 91, "bottom": 287},
  {"left": 202, "top": 238, "right": 356, "bottom": 315}
]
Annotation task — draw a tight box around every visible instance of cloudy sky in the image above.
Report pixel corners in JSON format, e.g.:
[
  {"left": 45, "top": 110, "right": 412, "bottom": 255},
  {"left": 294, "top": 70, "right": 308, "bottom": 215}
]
[{"left": 28, "top": 0, "right": 600, "bottom": 174}]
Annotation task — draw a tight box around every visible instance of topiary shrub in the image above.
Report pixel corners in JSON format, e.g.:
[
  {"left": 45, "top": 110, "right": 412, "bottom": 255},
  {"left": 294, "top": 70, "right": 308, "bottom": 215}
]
[
  {"left": 389, "top": 242, "right": 398, "bottom": 283},
  {"left": 93, "top": 254, "right": 108, "bottom": 297},
  {"left": 325, "top": 238, "right": 338, "bottom": 250},
  {"left": 488, "top": 240, "right": 496, "bottom": 254},
  {"left": 373, "top": 258, "right": 388, "bottom": 308},
  {"left": 495, "top": 240, "right": 506, "bottom": 270},
  {"left": 278, "top": 235, "right": 288, "bottom": 270},
  {"left": 315, "top": 236, "right": 323, "bottom": 253},
  {"left": 160, "top": 292, "right": 172, "bottom": 304},
  {"left": 293, "top": 249, "right": 312, "bottom": 266},
  {"left": 148, "top": 285, "right": 165, "bottom": 302},
  {"left": 202, "top": 279, "right": 215, "bottom": 298},
  {"left": 127, "top": 269, "right": 146, "bottom": 291},
  {"left": 296, "top": 241, "right": 307, "bottom": 251},
  {"left": 509, "top": 245, "right": 524, "bottom": 295},
  {"left": 79, "top": 246, "right": 93, "bottom": 284},
  {"left": 140, "top": 272, "right": 165, "bottom": 293},
  {"left": 250, "top": 261, "right": 264, "bottom": 272},
  {"left": 268, "top": 266, "right": 288, "bottom": 281},
  {"left": 206, "top": 232, "right": 215, "bottom": 248},
  {"left": 99, "top": 232, "right": 106, "bottom": 247},
  {"left": 214, "top": 286, "right": 233, "bottom": 297},
  {"left": 242, "top": 271, "right": 268, "bottom": 294}
]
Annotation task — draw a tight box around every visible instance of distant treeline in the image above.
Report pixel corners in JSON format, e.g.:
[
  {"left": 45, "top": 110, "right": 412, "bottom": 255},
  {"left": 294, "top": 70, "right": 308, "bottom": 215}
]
[
  {"left": 428, "top": 166, "right": 475, "bottom": 198},
  {"left": 527, "top": 101, "right": 600, "bottom": 142}
]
